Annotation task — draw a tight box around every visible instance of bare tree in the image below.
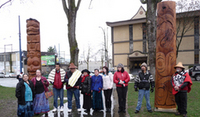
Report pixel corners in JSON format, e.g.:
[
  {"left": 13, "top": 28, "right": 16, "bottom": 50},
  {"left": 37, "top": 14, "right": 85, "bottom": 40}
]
[
  {"left": 141, "top": 0, "right": 162, "bottom": 78},
  {"left": 0, "top": 0, "right": 12, "bottom": 9},
  {"left": 176, "top": 0, "right": 200, "bottom": 57},
  {"left": 82, "top": 46, "right": 91, "bottom": 70},
  {"left": 62, "top": 0, "right": 81, "bottom": 67}
]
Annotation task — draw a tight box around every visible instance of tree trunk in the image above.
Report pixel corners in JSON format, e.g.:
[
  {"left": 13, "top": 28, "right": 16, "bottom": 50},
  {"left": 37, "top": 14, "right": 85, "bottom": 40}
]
[
  {"left": 68, "top": 15, "right": 79, "bottom": 66},
  {"left": 147, "top": 0, "right": 158, "bottom": 78},
  {"left": 62, "top": 0, "right": 81, "bottom": 67}
]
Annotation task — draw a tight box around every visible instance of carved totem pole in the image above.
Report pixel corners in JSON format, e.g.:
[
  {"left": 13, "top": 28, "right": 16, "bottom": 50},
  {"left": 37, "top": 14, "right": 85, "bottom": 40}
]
[
  {"left": 26, "top": 18, "right": 41, "bottom": 80},
  {"left": 155, "top": 1, "right": 176, "bottom": 109}
]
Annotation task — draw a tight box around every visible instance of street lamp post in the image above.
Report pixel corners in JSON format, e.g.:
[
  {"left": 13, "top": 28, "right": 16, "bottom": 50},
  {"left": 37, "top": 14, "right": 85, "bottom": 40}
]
[
  {"left": 99, "top": 26, "right": 109, "bottom": 68},
  {"left": 18, "top": 15, "right": 22, "bottom": 73}
]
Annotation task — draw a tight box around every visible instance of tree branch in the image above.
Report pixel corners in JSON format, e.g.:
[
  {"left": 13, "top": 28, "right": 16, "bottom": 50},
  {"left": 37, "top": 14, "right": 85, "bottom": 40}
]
[
  {"left": 76, "top": 0, "right": 81, "bottom": 12},
  {"left": 62, "top": 0, "right": 69, "bottom": 17},
  {"left": 0, "top": 0, "right": 12, "bottom": 9}
]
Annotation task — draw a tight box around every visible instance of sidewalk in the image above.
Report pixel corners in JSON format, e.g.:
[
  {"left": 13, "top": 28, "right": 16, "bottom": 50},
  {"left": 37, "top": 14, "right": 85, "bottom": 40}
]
[
  {"left": 43, "top": 87, "right": 130, "bottom": 117},
  {"left": 0, "top": 78, "right": 18, "bottom": 87}
]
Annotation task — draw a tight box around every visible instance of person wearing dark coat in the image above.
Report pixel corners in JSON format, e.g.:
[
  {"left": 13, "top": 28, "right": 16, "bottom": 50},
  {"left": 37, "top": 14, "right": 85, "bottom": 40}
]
[
  {"left": 80, "top": 69, "right": 92, "bottom": 112},
  {"left": 134, "top": 62, "right": 154, "bottom": 114},
  {"left": 64, "top": 63, "right": 82, "bottom": 112},
  {"left": 15, "top": 74, "right": 35, "bottom": 117}
]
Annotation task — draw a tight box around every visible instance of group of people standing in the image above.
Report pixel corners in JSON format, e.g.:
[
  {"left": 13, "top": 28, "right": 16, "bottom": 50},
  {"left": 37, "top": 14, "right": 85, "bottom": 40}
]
[
  {"left": 15, "top": 61, "right": 192, "bottom": 117},
  {"left": 15, "top": 70, "right": 50, "bottom": 117}
]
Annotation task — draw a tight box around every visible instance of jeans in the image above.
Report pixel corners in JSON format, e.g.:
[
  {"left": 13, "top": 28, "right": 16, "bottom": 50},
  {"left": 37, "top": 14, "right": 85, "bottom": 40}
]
[
  {"left": 136, "top": 89, "right": 151, "bottom": 111},
  {"left": 53, "top": 88, "right": 64, "bottom": 108},
  {"left": 116, "top": 86, "right": 128, "bottom": 111},
  {"left": 67, "top": 88, "right": 80, "bottom": 109},
  {"left": 175, "top": 92, "right": 187, "bottom": 114}
]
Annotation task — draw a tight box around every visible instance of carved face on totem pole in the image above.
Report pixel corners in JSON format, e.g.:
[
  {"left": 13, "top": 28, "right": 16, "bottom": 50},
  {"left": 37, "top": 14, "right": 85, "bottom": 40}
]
[
  {"left": 26, "top": 18, "right": 41, "bottom": 80},
  {"left": 155, "top": 1, "right": 176, "bottom": 109}
]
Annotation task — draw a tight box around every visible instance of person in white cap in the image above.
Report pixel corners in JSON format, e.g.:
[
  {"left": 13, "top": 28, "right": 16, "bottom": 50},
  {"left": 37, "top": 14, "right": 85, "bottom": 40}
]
[
  {"left": 171, "top": 62, "right": 192, "bottom": 117},
  {"left": 134, "top": 62, "right": 154, "bottom": 114}
]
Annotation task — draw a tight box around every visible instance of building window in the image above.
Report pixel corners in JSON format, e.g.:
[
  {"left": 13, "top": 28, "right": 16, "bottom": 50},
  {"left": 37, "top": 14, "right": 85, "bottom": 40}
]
[
  {"left": 6, "top": 54, "right": 10, "bottom": 61},
  {"left": 194, "top": 16, "right": 199, "bottom": 64},
  {"left": 0, "top": 55, "right": 3, "bottom": 61},
  {"left": 129, "top": 25, "right": 133, "bottom": 53},
  {"left": 142, "top": 23, "right": 147, "bottom": 53}
]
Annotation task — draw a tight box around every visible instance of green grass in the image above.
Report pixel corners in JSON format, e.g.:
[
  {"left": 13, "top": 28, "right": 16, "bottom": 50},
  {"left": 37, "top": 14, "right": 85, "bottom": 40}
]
[
  {"left": 0, "top": 85, "right": 16, "bottom": 100},
  {"left": 127, "top": 81, "right": 200, "bottom": 117},
  {"left": 0, "top": 85, "right": 68, "bottom": 117}
]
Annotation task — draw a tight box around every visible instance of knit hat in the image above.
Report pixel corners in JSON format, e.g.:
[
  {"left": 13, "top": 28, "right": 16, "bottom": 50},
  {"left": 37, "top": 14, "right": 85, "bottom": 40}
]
[
  {"left": 117, "top": 63, "right": 124, "bottom": 68},
  {"left": 140, "top": 62, "right": 147, "bottom": 68}
]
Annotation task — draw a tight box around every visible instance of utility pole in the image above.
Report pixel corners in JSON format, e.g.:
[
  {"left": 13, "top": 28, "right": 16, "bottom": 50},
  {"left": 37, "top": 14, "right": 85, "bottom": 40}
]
[
  {"left": 99, "top": 26, "right": 109, "bottom": 68},
  {"left": 18, "top": 15, "right": 22, "bottom": 73}
]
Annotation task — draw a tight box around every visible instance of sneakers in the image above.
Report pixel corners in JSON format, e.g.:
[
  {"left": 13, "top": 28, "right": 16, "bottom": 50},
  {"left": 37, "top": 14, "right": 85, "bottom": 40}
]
[
  {"left": 60, "top": 106, "right": 64, "bottom": 112},
  {"left": 135, "top": 110, "right": 139, "bottom": 114},
  {"left": 68, "top": 109, "right": 72, "bottom": 113},
  {"left": 77, "top": 108, "right": 81, "bottom": 112},
  {"left": 52, "top": 107, "right": 57, "bottom": 112}
]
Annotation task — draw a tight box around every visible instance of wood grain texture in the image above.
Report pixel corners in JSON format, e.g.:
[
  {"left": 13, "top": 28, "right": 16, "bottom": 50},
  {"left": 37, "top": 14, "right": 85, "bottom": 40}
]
[
  {"left": 155, "top": 1, "right": 176, "bottom": 108},
  {"left": 26, "top": 19, "right": 41, "bottom": 80}
]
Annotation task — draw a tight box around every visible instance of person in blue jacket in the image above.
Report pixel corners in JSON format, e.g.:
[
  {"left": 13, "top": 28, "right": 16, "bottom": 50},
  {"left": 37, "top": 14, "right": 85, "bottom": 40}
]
[{"left": 91, "top": 69, "right": 103, "bottom": 111}]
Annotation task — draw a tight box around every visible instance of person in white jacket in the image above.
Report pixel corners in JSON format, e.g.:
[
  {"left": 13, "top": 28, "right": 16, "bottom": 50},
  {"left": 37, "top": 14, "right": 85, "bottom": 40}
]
[{"left": 102, "top": 66, "right": 113, "bottom": 112}]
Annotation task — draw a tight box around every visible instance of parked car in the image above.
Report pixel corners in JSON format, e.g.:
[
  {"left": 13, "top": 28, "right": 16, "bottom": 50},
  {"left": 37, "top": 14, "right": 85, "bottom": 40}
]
[
  {"left": 189, "top": 65, "right": 200, "bottom": 81},
  {"left": 0, "top": 72, "right": 5, "bottom": 78},
  {"left": 9, "top": 73, "right": 17, "bottom": 78}
]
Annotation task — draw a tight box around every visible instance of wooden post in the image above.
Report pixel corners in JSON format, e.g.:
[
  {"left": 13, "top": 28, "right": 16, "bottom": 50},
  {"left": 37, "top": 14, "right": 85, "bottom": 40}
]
[
  {"left": 155, "top": 1, "right": 177, "bottom": 112},
  {"left": 26, "top": 18, "right": 41, "bottom": 80}
]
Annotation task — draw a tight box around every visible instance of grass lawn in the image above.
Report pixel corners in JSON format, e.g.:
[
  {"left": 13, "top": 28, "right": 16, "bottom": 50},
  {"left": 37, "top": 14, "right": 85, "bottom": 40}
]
[
  {"left": 0, "top": 85, "right": 68, "bottom": 117},
  {"left": 127, "top": 81, "right": 200, "bottom": 117}
]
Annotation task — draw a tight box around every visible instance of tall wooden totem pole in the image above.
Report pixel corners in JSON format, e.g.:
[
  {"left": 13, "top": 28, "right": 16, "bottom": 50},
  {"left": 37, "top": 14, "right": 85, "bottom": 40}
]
[
  {"left": 26, "top": 18, "right": 41, "bottom": 80},
  {"left": 155, "top": 1, "right": 176, "bottom": 111}
]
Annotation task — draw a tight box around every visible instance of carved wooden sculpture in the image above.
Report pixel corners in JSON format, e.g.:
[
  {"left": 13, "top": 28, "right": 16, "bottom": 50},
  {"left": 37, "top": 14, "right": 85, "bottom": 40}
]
[
  {"left": 26, "top": 19, "right": 41, "bottom": 80},
  {"left": 155, "top": 1, "right": 176, "bottom": 109}
]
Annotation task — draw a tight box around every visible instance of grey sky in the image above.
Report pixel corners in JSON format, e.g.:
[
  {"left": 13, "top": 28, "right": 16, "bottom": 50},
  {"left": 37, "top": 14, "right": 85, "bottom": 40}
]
[{"left": 0, "top": 0, "right": 147, "bottom": 60}]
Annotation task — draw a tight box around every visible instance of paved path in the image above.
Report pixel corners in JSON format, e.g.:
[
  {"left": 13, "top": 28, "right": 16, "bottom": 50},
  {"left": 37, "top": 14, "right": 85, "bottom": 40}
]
[
  {"left": 0, "top": 78, "right": 18, "bottom": 87},
  {"left": 44, "top": 88, "right": 130, "bottom": 117}
]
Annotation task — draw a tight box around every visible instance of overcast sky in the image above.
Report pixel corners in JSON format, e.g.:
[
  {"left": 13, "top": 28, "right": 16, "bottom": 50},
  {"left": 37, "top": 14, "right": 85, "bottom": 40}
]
[{"left": 0, "top": 0, "right": 149, "bottom": 60}]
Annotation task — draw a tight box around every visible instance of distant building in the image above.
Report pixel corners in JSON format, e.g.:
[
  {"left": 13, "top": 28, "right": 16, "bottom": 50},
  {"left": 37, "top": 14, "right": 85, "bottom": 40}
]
[
  {"left": 78, "top": 61, "right": 113, "bottom": 72},
  {"left": 0, "top": 51, "right": 69, "bottom": 76},
  {"left": 107, "top": 6, "right": 200, "bottom": 74}
]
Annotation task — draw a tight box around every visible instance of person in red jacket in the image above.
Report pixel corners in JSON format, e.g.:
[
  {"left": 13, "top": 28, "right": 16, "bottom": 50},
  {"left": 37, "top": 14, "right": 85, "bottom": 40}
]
[
  {"left": 171, "top": 62, "right": 192, "bottom": 117},
  {"left": 113, "top": 63, "right": 130, "bottom": 113},
  {"left": 48, "top": 63, "right": 66, "bottom": 112}
]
